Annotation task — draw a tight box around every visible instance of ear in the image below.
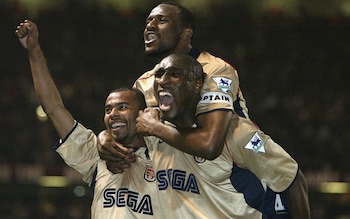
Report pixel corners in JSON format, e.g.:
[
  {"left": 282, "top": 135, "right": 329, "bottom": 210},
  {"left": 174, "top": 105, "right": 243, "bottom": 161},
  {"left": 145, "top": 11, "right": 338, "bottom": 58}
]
[
  {"left": 181, "top": 28, "right": 193, "bottom": 40},
  {"left": 194, "top": 79, "right": 202, "bottom": 93}
]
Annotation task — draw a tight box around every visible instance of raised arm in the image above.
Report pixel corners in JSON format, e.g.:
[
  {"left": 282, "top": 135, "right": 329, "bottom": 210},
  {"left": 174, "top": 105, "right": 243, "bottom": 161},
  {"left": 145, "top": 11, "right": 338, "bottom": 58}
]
[{"left": 15, "top": 20, "right": 74, "bottom": 139}]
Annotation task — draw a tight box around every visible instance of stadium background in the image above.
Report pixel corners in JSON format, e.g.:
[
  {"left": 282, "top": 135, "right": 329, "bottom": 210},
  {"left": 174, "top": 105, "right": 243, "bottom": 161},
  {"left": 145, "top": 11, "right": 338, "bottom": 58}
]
[{"left": 0, "top": 0, "right": 349, "bottom": 218}]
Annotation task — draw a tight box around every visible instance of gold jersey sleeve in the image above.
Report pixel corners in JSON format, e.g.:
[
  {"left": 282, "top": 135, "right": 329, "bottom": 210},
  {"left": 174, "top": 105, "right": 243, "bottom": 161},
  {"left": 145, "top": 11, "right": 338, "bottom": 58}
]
[
  {"left": 197, "top": 51, "right": 249, "bottom": 117},
  {"left": 227, "top": 116, "right": 298, "bottom": 192},
  {"left": 55, "top": 123, "right": 100, "bottom": 185}
]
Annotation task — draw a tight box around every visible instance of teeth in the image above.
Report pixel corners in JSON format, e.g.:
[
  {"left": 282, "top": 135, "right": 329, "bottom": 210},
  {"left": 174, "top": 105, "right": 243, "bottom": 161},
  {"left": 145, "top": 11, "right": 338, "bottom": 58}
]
[
  {"left": 111, "top": 122, "right": 126, "bottom": 128},
  {"left": 145, "top": 33, "right": 157, "bottom": 43},
  {"left": 159, "top": 91, "right": 174, "bottom": 110},
  {"left": 159, "top": 91, "right": 172, "bottom": 97},
  {"left": 148, "top": 34, "right": 157, "bottom": 40}
]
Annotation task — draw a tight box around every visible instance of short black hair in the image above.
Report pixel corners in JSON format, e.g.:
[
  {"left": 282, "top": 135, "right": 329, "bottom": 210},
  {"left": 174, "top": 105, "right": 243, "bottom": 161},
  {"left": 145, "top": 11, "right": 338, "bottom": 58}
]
[
  {"left": 160, "top": 2, "right": 196, "bottom": 33},
  {"left": 162, "top": 53, "right": 205, "bottom": 81},
  {"left": 109, "top": 87, "right": 146, "bottom": 110}
]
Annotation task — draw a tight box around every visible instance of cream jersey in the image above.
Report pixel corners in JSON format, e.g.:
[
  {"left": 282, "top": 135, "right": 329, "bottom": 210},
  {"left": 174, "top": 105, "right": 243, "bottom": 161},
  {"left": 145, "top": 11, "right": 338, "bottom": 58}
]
[
  {"left": 143, "top": 116, "right": 298, "bottom": 219},
  {"left": 134, "top": 48, "right": 249, "bottom": 118},
  {"left": 55, "top": 122, "right": 161, "bottom": 219}
]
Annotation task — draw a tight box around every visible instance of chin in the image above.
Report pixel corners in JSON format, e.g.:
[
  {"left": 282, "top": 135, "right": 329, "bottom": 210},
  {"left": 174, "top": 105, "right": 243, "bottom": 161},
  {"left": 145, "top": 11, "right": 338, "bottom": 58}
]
[
  {"left": 163, "top": 111, "right": 177, "bottom": 121},
  {"left": 146, "top": 48, "right": 166, "bottom": 58},
  {"left": 145, "top": 50, "right": 157, "bottom": 57},
  {"left": 116, "top": 136, "right": 128, "bottom": 143}
]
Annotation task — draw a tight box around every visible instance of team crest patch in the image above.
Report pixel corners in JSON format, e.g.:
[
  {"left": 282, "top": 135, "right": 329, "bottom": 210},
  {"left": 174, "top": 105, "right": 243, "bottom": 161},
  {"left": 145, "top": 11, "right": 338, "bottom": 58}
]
[
  {"left": 244, "top": 132, "right": 265, "bottom": 153},
  {"left": 144, "top": 164, "right": 156, "bottom": 182},
  {"left": 212, "top": 77, "right": 232, "bottom": 93},
  {"left": 194, "top": 156, "right": 206, "bottom": 163}
]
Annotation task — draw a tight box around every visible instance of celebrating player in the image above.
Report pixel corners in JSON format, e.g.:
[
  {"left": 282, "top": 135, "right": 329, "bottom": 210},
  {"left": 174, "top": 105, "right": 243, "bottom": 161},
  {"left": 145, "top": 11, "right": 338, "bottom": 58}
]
[
  {"left": 137, "top": 53, "right": 311, "bottom": 218},
  {"left": 15, "top": 20, "right": 161, "bottom": 218}
]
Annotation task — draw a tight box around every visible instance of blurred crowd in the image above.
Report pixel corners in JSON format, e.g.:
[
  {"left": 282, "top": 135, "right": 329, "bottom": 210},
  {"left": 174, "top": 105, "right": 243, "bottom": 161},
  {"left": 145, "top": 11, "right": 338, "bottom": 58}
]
[{"left": 0, "top": 2, "right": 349, "bottom": 218}]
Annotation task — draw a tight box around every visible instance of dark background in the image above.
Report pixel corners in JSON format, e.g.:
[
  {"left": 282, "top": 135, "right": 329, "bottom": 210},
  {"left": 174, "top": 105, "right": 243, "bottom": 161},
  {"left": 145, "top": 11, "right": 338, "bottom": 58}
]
[{"left": 0, "top": 0, "right": 349, "bottom": 218}]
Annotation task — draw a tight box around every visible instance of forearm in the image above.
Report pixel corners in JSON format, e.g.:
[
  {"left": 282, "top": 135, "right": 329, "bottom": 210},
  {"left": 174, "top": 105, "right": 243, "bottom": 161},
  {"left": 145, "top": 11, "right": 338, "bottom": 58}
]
[
  {"left": 28, "top": 46, "right": 65, "bottom": 115},
  {"left": 151, "top": 110, "right": 232, "bottom": 160},
  {"left": 16, "top": 20, "right": 74, "bottom": 138},
  {"left": 287, "top": 170, "right": 311, "bottom": 219},
  {"left": 28, "top": 45, "right": 74, "bottom": 138},
  {"left": 151, "top": 123, "right": 217, "bottom": 159}
]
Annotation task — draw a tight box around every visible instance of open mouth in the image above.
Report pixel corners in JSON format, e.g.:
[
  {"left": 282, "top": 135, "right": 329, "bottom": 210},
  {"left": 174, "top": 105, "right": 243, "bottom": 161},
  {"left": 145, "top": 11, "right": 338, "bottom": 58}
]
[
  {"left": 159, "top": 91, "right": 174, "bottom": 111},
  {"left": 145, "top": 33, "right": 157, "bottom": 44},
  {"left": 111, "top": 121, "right": 126, "bottom": 131}
]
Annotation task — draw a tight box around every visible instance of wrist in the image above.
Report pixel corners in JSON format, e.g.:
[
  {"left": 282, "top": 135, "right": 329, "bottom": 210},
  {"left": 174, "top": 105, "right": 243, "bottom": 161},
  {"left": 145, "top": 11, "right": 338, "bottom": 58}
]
[
  {"left": 28, "top": 44, "right": 41, "bottom": 54},
  {"left": 150, "top": 120, "right": 166, "bottom": 137}
]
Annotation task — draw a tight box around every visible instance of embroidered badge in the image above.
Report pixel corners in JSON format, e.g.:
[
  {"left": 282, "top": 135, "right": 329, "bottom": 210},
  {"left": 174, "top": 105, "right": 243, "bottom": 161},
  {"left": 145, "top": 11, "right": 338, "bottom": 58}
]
[
  {"left": 244, "top": 132, "right": 265, "bottom": 153},
  {"left": 212, "top": 77, "right": 232, "bottom": 93},
  {"left": 194, "top": 156, "right": 206, "bottom": 164},
  {"left": 144, "top": 164, "right": 156, "bottom": 182}
]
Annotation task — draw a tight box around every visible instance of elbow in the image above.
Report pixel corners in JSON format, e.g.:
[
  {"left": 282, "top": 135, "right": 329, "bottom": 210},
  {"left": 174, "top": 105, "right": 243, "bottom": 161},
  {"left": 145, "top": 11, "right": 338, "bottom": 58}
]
[
  {"left": 200, "top": 142, "right": 224, "bottom": 160},
  {"left": 43, "top": 104, "right": 64, "bottom": 118}
]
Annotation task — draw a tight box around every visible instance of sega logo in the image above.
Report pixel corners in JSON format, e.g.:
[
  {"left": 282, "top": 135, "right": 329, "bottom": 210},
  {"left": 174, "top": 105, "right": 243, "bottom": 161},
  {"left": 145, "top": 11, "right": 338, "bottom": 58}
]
[
  {"left": 103, "top": 188, "right": 153, "bottom": 215},
  {"left": 156, "top": 169, "right": 200, "bottom": 194}
]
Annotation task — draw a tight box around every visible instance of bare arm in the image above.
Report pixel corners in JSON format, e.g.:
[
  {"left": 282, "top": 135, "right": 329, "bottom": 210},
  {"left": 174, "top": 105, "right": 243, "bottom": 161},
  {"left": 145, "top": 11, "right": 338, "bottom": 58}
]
[
  {"left": 16, "top": 20, "right": 74, "bottom": 139},
  {"left": 287, "top": 170, "right": 311, "bottom": 219},
  {"left": 137, "top": 108, "right": 233, "bottom": 160}
]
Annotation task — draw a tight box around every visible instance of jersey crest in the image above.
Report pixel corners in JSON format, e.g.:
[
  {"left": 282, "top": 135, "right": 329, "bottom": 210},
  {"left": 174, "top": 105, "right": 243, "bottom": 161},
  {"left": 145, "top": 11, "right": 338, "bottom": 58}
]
[
  {"left": 244, "top": 132, "right": 265, "bottom": 153},
  {"left": 144, "top": 164, "right": 156, "bottom": 182},
  {"left": 212, "top": 77, "right": 232, "bottom": 93}
]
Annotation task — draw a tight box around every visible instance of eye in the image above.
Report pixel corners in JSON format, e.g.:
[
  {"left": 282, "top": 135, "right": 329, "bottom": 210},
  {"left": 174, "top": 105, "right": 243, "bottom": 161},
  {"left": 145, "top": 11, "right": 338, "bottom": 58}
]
[
  {"left": 117, "top": 103, "right": 130, "bottom": 111},
  {"left": 146, "top": 17, "right": 152, "bottom": 25},
  {"left": 155, "top": 69, "right": 165, "bottom": 78},
  {"left": 105, "top": 107, "right": 112, "bottom": 114},
  {"left": 171, "top": 70, "right": 181, "bottom": 77},
  {"left": 166, "top": 68, "right": 182, "bottom": 78},
  {"left": 159, "top": 17, "right": 167, "bottom": 24},
  {"left": 146, "top": 16, "right": 167, "bottom": 25},
  {"left": 120, "top": 104, "right": 128, "bottom": 109}
]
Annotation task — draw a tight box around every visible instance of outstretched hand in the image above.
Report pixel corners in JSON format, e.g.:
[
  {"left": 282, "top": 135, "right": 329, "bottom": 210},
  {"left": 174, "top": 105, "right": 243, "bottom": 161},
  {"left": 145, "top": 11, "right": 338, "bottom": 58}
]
[{"left": 15, "top": 20, "right": 39, "bottom": 50}]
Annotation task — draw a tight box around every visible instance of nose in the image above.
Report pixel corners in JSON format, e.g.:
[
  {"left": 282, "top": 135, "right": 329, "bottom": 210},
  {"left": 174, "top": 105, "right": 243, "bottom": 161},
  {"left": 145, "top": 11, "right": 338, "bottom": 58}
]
[
  {"left": 145, "top": 18, "right": 157, "bottom": 31},
  {"left": 110, "top": 107, "right": 120, "bottom": 119}
]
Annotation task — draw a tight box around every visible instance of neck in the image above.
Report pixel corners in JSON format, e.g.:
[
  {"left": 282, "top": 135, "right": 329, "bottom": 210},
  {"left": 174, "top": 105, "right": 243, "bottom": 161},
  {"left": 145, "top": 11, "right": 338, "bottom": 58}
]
[
  {"left": 170, "top": 102, "right": 197, "bottom": 128},
  {"left": 122, "top": 136, "right": 146, "bottom": 148},
  {"left": 156, "top": 44, "right": 192, "bottom": 62}
]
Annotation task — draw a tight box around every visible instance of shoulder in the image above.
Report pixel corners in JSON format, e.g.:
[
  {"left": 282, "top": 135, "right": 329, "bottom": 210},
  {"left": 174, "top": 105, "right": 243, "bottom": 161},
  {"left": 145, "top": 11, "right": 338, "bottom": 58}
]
[
  {"left": 137, "top": 64, "right": 159, "bottom": 81},
  {"left": 198, "top": 51, "right": 236, "bottom": 71},
  {"left": 56, "top": 122, "right": 98, "bottom": 152},
  {"left": 134, "top": 64, "right": 158, "bottom": 90}
]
